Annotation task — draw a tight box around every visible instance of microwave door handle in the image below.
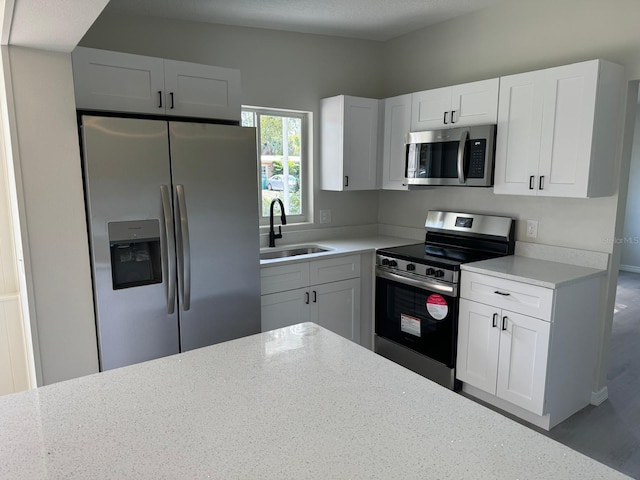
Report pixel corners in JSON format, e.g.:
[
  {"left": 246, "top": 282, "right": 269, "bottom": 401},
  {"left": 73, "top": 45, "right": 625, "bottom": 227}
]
[{"left": 457, "top": 129, "right": 470, "bottom": 184}]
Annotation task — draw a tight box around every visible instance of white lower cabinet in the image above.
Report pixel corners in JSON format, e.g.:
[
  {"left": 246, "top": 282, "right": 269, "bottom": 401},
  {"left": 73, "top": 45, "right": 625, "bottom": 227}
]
[
  {"left": 457, "top": 299, "right": 550, "bottom": 415},
  {"left": 457, "top": 268, "right": 604, "bottom": 430},
  {"left": 261, "top": 255, "right": 361, "bottom": 343}
]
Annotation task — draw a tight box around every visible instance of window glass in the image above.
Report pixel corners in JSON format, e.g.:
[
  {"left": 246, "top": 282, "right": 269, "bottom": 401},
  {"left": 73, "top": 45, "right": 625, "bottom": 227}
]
[{"left": 241, "top": 108, "right": 307, "bottom": 221}]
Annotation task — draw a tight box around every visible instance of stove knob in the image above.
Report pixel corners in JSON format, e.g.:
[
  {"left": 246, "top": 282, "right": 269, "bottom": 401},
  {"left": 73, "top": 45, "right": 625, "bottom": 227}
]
[
  {"left": 389, "top": 260, "right": 398, "bottom": 268},
  {"left": 381, "top": 258, "right": 390, "bottom": 266},
  {"left": 426, "top": 268, "right": 435, "bottom": 276},
  {"left": 406, "top": 263, "right": 416, "bottom": 272},
  {"left": 434, "top": 270, "right": 445, "bottom": 278}
]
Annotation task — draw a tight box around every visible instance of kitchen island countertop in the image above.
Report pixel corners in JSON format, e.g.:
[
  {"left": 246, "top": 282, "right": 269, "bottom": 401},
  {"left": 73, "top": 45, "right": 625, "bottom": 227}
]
[{"left": 0, "top": 323, "right": 629, "bottom": 479}]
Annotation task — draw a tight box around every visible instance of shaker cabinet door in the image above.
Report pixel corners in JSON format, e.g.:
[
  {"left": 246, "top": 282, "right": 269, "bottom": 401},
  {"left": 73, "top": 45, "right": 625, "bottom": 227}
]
[
  {"left": 450, "top": 78, "right": 499, "bottom": 127},
  {"left": 261, "top": 288, "right": 310, "bottom": 332},
  {"left": 382, "top": 94, "right": 411, "bottom": 190},
  {"left": 311, "top": 279, "right": 360, "bottom": 343}
]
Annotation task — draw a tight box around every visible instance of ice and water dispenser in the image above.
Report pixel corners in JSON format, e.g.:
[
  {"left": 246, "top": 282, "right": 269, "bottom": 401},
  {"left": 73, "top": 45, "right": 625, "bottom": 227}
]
[{"left": 108, "top": 220, "right": 162, "bottom": 290}]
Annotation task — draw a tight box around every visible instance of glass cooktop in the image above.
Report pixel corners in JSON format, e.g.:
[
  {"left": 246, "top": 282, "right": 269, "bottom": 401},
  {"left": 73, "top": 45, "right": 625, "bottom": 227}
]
[{"left": 377, "top": 243, "right": 505, "bottom": 270}]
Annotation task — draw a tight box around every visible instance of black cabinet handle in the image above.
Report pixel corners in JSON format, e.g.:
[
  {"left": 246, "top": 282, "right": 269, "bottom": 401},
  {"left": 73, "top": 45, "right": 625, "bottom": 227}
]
[
  {"left": 345, "top": 176, "right": 349, "bottom": 187},
  {"left": 170, "top": 92, "right": 175, "bottom": 109},
  {"left": 494, "top": 290, "right": 511, "bottom": 296},
  {"left": 492, "top": 313, "right": 498, "bottom": 328},
  {"left": 305, "top": 292, "right": 309, "bottom": 304},
  {"left": 443, "top": 111, "right": 448, "bottom": 124},
  {"left": 529, "top": 176, "right": 535, "bottom": 190},
  {"left": 450, "top": 110, "right": 456, "bottom": 124},
  {"left": 539, "top": 175, "right": 544, "bottom": 190},
  {"left": 502, "top": 316, "right": 508, "bottom": 331},
  {"left": 158, "top": 91, "right": 163, "bottom": 108},
  {"left": 313, "top": 290, "right": 317, "bottom": 303}
]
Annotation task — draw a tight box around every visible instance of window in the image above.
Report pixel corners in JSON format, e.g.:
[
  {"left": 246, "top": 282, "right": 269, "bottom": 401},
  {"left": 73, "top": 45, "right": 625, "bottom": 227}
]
[{"left": 241, "top": 107, "right": 309, "bottom": 223}]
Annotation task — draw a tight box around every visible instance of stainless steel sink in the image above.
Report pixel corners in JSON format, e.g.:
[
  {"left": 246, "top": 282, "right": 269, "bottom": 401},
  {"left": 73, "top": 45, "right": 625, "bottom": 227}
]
[{"left": 260, "top": 245, "right": 330, "bottom": 260}]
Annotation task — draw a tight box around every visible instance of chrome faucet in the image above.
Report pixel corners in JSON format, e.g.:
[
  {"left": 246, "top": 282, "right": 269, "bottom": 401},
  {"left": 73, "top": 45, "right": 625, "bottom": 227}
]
[{"left": 269, "top": 198, "right": 287, "bottom": 247}]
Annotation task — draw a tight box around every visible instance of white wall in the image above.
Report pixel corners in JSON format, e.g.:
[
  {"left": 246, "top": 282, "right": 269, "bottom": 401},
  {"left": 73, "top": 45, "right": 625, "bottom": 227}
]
[
  {"left": 620, "top": 102, "right": 640, "bottom": 270},
  {"left": 5, "top": 47, "right": 98, "bottom": 385},
  {"left": 79, "top": 13, "right": 384, "bottom": 235}
]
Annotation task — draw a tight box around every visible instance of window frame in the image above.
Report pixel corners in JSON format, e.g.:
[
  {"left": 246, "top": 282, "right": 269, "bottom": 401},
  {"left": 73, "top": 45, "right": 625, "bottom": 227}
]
[{"left": 242, "top": 106, "right": 311, "bottom": 226}]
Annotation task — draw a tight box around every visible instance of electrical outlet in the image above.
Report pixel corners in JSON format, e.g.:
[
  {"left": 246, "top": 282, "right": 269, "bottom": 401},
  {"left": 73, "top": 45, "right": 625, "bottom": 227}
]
[
  {"left": 320, "top": 209, "right": 331, "bottom": 224},
  {"left": 526, "top": 220, "right": 538, "bottom": 238}
]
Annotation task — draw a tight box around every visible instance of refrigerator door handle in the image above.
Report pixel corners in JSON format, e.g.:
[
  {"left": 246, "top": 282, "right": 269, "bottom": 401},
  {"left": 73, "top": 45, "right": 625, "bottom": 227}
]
[
  {"left": 160, "top": 185, "right": 176, "bottom": 314},
  {"left": 176, "top": 184, "right": 192, "bottom": 311}
]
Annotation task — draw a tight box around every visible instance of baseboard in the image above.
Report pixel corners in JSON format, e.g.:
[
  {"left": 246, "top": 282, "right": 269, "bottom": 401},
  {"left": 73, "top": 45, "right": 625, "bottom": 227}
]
[
  {"left": 619, "top": 265, "right": 640, "bottom": 274},
  {"left": 591, "top": 387, "right": 609, "bottom": 405}
]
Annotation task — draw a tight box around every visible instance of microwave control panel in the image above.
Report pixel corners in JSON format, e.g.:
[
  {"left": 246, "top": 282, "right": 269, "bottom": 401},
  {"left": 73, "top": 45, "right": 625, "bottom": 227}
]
[{"left": 467, "top": 139, "right": 487, "bottom": 178}]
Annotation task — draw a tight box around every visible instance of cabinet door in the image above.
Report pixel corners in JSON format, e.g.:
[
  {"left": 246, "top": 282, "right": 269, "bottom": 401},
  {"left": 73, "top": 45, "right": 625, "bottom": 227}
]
[
  {"left": 72, "top": 47, "right": 165, "bottom": 115},
  {"left": 311, "top": 279, "right": 360, "bottom": 343},
  {"left": 536, "top": 61, "right": 599, "bottom": 198},
  {"left": 261, "top": 288, "right": 310, "bottom": 332},
  {"left": 496, "top": 310, "right": 550, "bottom": 415},
  {"left": 309, "top": 255, "right": 360, "bottom": 285},
  {"left": 261, "top": 262, "right": 310, "bottom": 295},
  {"left": 410, "top": 87, "right": 451, "bottom": 131},
  {"left": 343, "top": 96, "right": 379, "bottom": 190},
  {"left": 163, "top": 60, "right": 241, "bottom": 121},
  {"left": 450, "top": 78, "right": 499, "bottom": 127},
  {"left": 456, "top": 299, "right": 500, "bottom": 394},
  {"left": 382, "top": 94, "right": 411, "bottom": 190},
  {"left": 493, "top": 70, "right": 546, "bottom": 195}
]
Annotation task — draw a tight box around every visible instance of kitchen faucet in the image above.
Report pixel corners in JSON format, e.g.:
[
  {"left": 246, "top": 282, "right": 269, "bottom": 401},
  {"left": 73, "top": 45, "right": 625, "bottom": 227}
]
[{"left": 269, "top": 198, "right": 287, "bottom": 247}]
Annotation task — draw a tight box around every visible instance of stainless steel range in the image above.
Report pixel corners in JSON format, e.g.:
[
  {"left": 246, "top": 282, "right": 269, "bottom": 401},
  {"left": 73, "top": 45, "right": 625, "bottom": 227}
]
[{"left": 374, "top": 211, "right": 515, "bottom": 389}]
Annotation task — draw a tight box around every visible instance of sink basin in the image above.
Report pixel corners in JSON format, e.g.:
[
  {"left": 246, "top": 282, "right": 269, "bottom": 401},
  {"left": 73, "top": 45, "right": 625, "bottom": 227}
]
[{"left": 260, "top": 245, "right": 331, "bottom": 260}]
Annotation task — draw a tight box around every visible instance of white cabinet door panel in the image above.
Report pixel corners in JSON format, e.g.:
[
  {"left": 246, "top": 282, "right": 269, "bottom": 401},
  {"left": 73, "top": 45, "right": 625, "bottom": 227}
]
[
  {"left": 451, "top": 78, "right": 499, "bottom": 127},
  {"left": 261, "top": 289, "right": 310, "bottom": 332},
  {"left": 72, "top": 47, "right": 165, "bottom": 115},
  {"left": 411, "top": 87, "right": 451, "bottom": 131},
  {"left": 163, "top": 60, "right": 241, "bottom": 121},
  {"left": 311, "top": 279, "right": 360, "bottom": 343},
  {"left": 538, "top": 62, "right": 598, "bottom": 197},
  {"left": 260, "top": 262, "right": 310, "bottom": 295},
  {"left": 382, "top": 94, "right": 411, "bottom": 190},
  {"left": 494, "top": 71, "right": 545, "bottom": 195},
  {"left": 309, "top": 255, "right": 360, "bottom": 285},
  {"left": 496, "top": 310, "right": 550, "bottom": 415},
  {"left": 456, "top": 299, "right": 500, "bottom": 394},
  {"left": 344, "top": 98, "right": 379, "bottom": 190}
]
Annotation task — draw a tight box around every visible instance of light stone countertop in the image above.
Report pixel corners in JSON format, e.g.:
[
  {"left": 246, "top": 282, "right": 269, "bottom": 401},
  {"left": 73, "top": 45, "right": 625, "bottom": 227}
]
[
  {"left": 461, "top": 255, "right": 607, "bottom": 289},
  {"left": 259, "top": 235, "right": 417, "bottom": 266},
  {"left": 0, "top": 323, "right": 629, "bottom": 479}
]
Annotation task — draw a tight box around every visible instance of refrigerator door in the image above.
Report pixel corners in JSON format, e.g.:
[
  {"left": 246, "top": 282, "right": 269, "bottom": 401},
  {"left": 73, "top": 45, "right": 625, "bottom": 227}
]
[
  {"left": 81, "top": 116, "right": 180, "bottom": 370},
  {"left": 169, "top": 122, "right": 261, "bottom": 350}
]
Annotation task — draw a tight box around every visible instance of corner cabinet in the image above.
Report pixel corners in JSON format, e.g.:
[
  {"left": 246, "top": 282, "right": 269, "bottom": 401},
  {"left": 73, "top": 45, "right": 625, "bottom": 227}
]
[
  {"left": 72, "top": 47, "right": 241, "bottom": 121},
  {"left": 320, "top": 95, "right": 379, "bottom": 191},
  {"left": 260, "top": 255, "right": 361, "bottom": 344},
  {"left": 381, "top": 94, "right": 411, "bottom": 190},
  {"left": 456, "top": 269, "right": 604, "bottom": 430},
  {"left": 410, "top": 78, "right": 499, "bottom": 131},
  {"left": 494, "top": 59, "right": 624, "bottom": 198}
]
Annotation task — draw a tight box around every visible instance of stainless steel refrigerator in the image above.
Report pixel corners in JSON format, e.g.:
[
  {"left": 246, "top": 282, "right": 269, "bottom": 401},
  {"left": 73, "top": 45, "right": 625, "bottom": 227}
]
[{"left": 80, "top": 115, "right": 261, "bottom": 371}]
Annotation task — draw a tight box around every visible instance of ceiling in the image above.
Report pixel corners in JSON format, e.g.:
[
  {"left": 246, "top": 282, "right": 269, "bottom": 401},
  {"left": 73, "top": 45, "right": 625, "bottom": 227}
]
[{"left": 103, "top": 0, "right": 502, "bottom": 42}]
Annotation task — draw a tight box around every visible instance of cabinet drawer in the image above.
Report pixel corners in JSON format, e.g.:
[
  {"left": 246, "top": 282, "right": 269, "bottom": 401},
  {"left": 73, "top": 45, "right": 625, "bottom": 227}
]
[
  {"left": 261, "top": 263, "right": 310, "bottom": 295},
  {"left": 461, "top": 272, "right": 553, "bottom": 320},
  {"left": 309, "top": 255, "right": 361, "bottom": 285}
]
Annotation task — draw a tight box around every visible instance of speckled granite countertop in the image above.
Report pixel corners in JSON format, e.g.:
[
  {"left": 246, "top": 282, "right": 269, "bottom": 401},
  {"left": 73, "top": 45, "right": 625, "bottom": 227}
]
[
  {"left": 461, "top": 255, "right": 607, "bottom": 288},
  {"left": 0, "top": 323, "right": 629, "bottom": 479}
]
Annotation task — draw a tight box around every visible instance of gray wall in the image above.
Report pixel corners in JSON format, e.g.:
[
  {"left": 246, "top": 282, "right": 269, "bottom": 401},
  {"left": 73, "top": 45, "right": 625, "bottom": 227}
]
[{"left": 621, "top": 102, "right": 640, "bottom": 270}]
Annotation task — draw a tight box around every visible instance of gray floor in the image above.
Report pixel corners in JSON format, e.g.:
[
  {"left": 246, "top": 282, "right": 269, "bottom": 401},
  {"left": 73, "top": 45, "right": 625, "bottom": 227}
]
[{"left": 501, "top": 271, "right": 640, "bottom": 478}]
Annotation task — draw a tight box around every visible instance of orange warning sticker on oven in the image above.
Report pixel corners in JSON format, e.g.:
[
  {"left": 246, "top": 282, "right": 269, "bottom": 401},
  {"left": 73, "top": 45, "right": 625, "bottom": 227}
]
[
  {"left": 426, "top": 294, "right": 448, "bottom": 320},
  {"left": 400, "top": 314, "right": 421, "bottom": 337}
]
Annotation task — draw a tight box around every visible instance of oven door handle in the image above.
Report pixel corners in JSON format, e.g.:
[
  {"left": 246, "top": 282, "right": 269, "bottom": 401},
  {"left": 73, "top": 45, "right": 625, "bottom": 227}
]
[
  {"left": 376, "top": 269, "right": 456, "bottom": 296},
  {"left": 457, "top": 128, "right": 470, "bottom": 184}
]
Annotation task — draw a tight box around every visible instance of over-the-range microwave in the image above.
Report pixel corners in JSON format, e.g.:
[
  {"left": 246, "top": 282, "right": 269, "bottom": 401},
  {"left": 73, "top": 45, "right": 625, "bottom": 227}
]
[{"left": 405, "top": 124, "right": 496, "bottom": 187}]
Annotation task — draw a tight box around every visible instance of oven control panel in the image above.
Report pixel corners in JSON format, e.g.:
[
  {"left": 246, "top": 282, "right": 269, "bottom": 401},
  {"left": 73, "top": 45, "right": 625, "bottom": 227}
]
[{"left": 376, "top": 255, "right": 457, "bottom": 284}]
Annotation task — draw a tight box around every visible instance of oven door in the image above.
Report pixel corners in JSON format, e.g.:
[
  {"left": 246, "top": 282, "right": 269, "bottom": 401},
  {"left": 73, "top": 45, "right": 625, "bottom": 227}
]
[{"left": 375, "top": 269, "right": 458, "bottom": 368}]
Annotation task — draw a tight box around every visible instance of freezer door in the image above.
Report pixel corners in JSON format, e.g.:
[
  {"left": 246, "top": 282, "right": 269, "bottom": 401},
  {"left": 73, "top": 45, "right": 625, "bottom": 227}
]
[
  {"left": 81, "top": 116, "right": 179, "bottom": 370},
  {"left": 169, "top": 122, "right": 261, "bottom": 350}
]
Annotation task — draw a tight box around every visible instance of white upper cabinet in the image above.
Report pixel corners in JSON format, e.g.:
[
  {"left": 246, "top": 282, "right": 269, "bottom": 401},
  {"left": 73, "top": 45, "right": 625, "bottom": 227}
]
[
  {"left": 381, "top": 94, "right": 412, "bottom": 190},
  {"left": 72, "top": 47, "right": 241, "bottom": 121},
  {"left": 494, "top": 59, "right": 624, "bottom": 198},
  {"left": 321, "top": 95, "right": 379, "bottom": 191},
  {"left": 410, "top": 78, "right": 499, "bottom": 131}
]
